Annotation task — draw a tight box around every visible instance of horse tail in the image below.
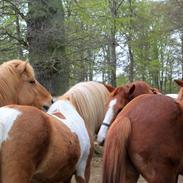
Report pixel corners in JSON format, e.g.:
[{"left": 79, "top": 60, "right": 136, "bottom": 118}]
[{"left": 102, "top": 117, "right": 131, "bottom": 183}]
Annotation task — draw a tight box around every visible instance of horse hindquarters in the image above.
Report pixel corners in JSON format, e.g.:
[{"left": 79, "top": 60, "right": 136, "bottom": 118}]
[
  {"left": 1, "top": 111, "right": 50, "bottom": 183},
  {"left": 102, "top": 117, "right": 139, "bottom": 183},
  {"left": 32, "top": 116, "right": 81, "bottom": 183}
]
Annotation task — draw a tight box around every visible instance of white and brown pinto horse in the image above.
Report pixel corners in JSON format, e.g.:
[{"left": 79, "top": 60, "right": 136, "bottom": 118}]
[
  {"left": 57, "top": 81, "right": 110, "bottom": 138},
  {"left": 0, "top": 59, "right": 52, "bottom": 110},
  {"left": 0, "top": 100, "right": 93, "bottom": 183},
  {"left": 97, "top": 80, "right": 160, "bottom": 144}
]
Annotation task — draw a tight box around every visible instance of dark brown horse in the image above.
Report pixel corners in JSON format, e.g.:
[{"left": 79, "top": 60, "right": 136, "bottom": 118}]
[
  {"left": 103, "top": 92, "right": 183, "bottom": 183},
  {"left": 97, "top": 80, "right": 160, "bottom": 144}
]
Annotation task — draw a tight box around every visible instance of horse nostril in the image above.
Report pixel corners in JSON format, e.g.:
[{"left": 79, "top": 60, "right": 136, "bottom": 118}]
[
  {"left": 51, "top": 99, "right": 54, "bottom": 104},
  {"left": 43, "top": 105, "right": 49, "bottom": 111}
]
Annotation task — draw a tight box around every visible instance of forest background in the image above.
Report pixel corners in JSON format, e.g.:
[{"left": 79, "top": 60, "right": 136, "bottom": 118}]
[{"left": 0, "top": 0, "right": 183, "bottom": 95}]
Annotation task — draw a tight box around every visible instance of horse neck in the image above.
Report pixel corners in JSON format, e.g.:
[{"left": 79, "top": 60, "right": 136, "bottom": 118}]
[
  {"left": 177, "top": 89, "right": 183, "bottom": 101},
  {"left": 48, "top": 100, "right": 91, "bottom": 146},
  {"left": 58, "top": 81, "right": 110, "bottom": 135},
  {"left": 0, "top": 67, "right": 19, "bottom": 106},
  {"left": 132, "top": 83, "right": 152, "bottom": 99},
  {"left": 60, "top": 87, "right": 109, "bottom": 136}
]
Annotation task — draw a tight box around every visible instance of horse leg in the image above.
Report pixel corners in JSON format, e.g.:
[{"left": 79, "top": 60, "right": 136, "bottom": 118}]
[
  {"left": 75, "top": 158, "right": 91, "bottom": 183},
  {"left": 75, "top": 165, "right": 91, "bottom": 183},
  {"left": 1, "top": 159, "right": 34, "bottom": 183},
  {"left": 83, "top": 149, "right": 93, "bottom": 183},
  {"left": 126, "top": 157, "right": 139, "bottom": 183},
  {"left": 75, "top": 176, "right": 85, "bottom": 183},
  {"left": 142, "top": 164, "right": 178, "bottom": 183},
  {"left": 62, "top": 177, "right": 72, "bottom": 183}
]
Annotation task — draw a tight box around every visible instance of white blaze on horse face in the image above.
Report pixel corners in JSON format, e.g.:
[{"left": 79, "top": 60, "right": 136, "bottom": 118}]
[
  {"left": 48, "top": 100, "right": 91, "bottom": 179},
  {"left": 97, "top": 98, "right": 117, "bottom": 144},
  {"left": 0, "top": 107, "right": 21, "bottom": 146}
]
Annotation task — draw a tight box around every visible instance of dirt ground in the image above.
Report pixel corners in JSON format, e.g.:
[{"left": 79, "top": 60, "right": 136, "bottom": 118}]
[{"left": 87, "top": 155, "right": 183, "bottom": 183}]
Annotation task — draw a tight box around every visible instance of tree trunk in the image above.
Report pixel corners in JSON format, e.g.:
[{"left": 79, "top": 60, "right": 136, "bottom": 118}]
[
  {"left": 108, "top": 0, "right": 119, "bottom": 87},
  {"left": 181, "top": 33, "right": 183, "bottom": 80},
  {"left": 27, "top": 0, "right": 69, "bottom": 95},
  {"left": 128, "top": 0, "right": 135, "bottom": 82},
  {"left": 128, "top": 39, "right": 134, "bottom": 82},
  {"left": 15, "top": 11, "right": 23, "bottom": 59}
]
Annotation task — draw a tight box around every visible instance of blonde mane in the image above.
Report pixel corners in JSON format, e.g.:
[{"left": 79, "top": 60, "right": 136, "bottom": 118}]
[
  {"left": 0, "top": 60, "right": 35, "bottom": 106},
  {"left": 58, "top": 81, "right": 110, "bottom": 136}
]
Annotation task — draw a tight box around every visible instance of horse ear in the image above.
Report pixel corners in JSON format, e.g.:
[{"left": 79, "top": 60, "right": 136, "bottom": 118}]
[
  {"left": 129, "top": 84, "right": 135, "bottom": 95},
  {"left": 174, "top": 79, "right": 183, "bottom": 87},
  {"left": 103, "top": 84, "right": 115, "bottom": 93},
  {"left": 14, "top": 61, "right": 28, "bottom": 74}
]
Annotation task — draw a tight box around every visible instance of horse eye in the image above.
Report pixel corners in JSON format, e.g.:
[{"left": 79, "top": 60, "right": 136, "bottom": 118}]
[{"left": 29, "top": 80, "right": 36, "bottom": 84}]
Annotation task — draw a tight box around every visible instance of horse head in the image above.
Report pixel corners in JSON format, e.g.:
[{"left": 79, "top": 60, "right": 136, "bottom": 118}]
[
  {"left": 97, "top": 84, "right": 135, "bottom": 145},
  {"left": 3, "top": 60, "right": 53, "bottom": 110},
  {"left": 97, "top": 80, "right": 161, "bottom": 145}
]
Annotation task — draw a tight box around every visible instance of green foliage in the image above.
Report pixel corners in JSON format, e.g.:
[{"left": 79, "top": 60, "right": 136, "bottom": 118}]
[
  {"left": 117, "top": 74, "right": 129, "bottom": 86},
  {"left": 0, "top": 0, "right": 182, "bottom": 93}
]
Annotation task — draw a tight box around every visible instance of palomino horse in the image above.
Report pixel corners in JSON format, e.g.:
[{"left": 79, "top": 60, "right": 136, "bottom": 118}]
[
  {"left": 0, "top": 59, "right": 52, "bottom": 110},
  {"left": 97, "top": 80, "right": 160, "bottom": 144},
  {"left": 0, "top": 100, "right": 93, "bottom": 183},
  {"left": 57, "top": 81, "right": 110, "bottom": 138},
  {"left": 103, "top": 92, "right": 183, "bottom": 183}
]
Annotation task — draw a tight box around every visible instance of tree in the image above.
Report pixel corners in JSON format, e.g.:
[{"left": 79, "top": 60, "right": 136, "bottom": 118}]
[
  {"left": 27, "top": 0, "right": 69, "bottom": 95},
  {"left": 0, "top": 0, "right": 27, "bottom": 61}
]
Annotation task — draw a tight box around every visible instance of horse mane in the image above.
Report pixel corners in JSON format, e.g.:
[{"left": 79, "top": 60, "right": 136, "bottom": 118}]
[
  {"left": 103, "top": 117, "right": 131, "bottom": 183},
  {"left": 58, "top": 81, "right": 110, "bottom": 133},
  {"left": 0, "top": 60, "right": 35, "bottom": 105}
]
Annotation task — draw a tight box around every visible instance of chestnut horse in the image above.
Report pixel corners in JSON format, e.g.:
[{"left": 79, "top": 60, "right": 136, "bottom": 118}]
[
  {"left": 165, "top": 80, "right": 183, "bottom": 100},
  {"left": 0, "top": 59, "right": 52, "bottom": 110},
  {"left": 57, "top": 81, "right": 111, "bottom": 138},
  {"left": 0, "top": 100, "right": 93, "bottom": 183},
  {"left": 175, "top": 79, "right": 183, "bottom": 101},
  {"left": 103, "top": 91, "right": 183, "bottom": 183},
  {"left": 97, "top": 80, "right": 160, "bottom": 144}
]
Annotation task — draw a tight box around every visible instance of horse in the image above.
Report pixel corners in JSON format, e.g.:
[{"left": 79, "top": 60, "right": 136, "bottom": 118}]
[
  {"left": 102, "top": 92, "right": 183, "bottom": 183},
  {"left": 0, "top": 59, "right": 52, "bottom": 110},
  {"left": 97, "top": 80, "right": 161, "bottom": 144},
  {"left": 0, "top": 100, "right": 93, "bottom": 183},
  {"left": 175, "top": 79, "right": 183, "bottom": 101},
  {"left": 164, "top": 79, "right": 183, "bottom": 100},
  {"left": 166, "top": 93, "right": 178, "bottom": 99},
  {"left": 57, "top": 81, "right": 111, "bottom": 138}
]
